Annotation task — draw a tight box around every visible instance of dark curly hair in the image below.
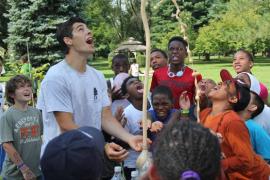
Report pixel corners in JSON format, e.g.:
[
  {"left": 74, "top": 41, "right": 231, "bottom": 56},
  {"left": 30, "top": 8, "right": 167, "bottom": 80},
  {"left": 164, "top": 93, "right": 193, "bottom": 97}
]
[
  {"left": 153, "top": 120, "right": 221, "bottom": 180},
  {"left": 5, "top": 75, "right": 32, "bottom": 104}
]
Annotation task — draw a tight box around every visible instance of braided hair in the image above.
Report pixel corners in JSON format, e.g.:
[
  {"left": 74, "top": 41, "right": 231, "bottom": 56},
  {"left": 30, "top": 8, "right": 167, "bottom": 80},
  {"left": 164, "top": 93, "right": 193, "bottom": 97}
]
[{"left": 153, "top": 120, "right": 221, "bottom": 180}]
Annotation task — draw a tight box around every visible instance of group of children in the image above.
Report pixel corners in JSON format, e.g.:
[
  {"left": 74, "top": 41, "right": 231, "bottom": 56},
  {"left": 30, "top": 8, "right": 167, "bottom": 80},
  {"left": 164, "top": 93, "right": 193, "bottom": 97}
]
[
  {"left": 0, "top": 37, "right": 270, "bottom": 180},
  {"left": 107, "top": 42, "right": 270, "bottom": 179}
]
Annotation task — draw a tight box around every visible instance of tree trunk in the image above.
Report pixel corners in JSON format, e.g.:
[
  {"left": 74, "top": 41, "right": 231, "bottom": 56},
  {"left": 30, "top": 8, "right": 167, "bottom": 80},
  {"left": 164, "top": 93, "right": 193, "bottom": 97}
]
[{"left": 204, "top": 53, "right": 210, "bottom": 61}]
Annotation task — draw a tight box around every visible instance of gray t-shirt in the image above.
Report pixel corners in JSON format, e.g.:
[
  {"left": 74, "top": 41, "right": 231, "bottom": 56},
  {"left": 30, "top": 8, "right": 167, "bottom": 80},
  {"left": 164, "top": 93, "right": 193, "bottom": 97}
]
[
  {"left": 0, "top": 106, "right": 43, "bottom": 179},
  {"left": 37, "top": 60, "right": 111, "bottom": 156}
]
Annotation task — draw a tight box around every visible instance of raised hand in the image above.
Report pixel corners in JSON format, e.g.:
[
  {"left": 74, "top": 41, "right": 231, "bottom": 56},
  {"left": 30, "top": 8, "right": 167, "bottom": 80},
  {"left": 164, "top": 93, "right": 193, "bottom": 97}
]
[
  {"left": 150, "top": 121, "right": 164, "bottom": 132},
  {"left": 179, "top": 91, "right": 191, "bottom": 110}
]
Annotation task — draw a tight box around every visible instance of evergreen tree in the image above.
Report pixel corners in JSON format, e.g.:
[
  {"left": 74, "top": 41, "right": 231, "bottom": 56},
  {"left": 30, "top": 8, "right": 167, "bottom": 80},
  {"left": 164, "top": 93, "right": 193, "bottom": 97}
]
[
  {"left": 5, "top": 0, "right": 84, "bottom": 66},
  {"left": 0, "top": 0, "right": 9, "bottom": 53}
]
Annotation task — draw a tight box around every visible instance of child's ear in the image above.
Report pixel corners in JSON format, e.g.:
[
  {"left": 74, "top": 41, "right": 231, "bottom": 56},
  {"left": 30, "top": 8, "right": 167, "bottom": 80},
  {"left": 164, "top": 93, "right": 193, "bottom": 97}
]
[
  {"left": 228, "top": 96, "right": 238, "bottom": 104},
  {"left": 122, "top": 93, "right": 129, "bottom": 99},
  {"left": 248, "top": 104, "right": 257, "bottom": 112}
]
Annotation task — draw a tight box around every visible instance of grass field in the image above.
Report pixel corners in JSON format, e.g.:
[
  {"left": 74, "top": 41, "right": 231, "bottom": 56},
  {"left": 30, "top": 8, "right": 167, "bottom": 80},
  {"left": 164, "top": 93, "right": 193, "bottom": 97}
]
[
  {"left": 90, "top": 56, "right": 270, "bottom": 89},
  {"left": 0, "top": 55, "right": 269, "bottom": 93}
]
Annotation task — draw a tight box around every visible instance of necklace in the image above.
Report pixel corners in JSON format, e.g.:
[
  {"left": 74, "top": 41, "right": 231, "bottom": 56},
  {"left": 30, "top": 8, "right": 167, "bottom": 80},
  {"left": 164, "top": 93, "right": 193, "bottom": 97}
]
[{"left": 167, "top": 64, "right": 185, "bottom": 78}]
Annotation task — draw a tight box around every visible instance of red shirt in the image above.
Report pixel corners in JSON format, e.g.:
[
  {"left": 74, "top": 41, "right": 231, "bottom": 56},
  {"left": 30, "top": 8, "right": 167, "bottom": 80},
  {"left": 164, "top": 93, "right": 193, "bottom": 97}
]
[{"left": 150, "top": 66, "right": 195, "bottom": 109}]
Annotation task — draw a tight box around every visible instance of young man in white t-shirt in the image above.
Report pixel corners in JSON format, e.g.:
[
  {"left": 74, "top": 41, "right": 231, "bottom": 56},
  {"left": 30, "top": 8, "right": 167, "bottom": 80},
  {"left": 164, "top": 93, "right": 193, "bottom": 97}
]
[{"left": 37, "top": 17, "right": 145, "bottom": 162}]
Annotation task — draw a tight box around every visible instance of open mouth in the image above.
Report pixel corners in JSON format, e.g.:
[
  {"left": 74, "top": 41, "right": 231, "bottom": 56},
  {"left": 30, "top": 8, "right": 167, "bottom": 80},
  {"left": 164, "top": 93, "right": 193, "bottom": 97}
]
[
  {"left": 199, "top": 84, "right": 206, "bottom": 91},
  {"left": 23, "top": 93, "right": 31, "bottom": 98},
  {"left": 136, "top": 84, "right": 144, "bottom": 93},
  {"left": 86, "top": 38, "right": 93, "bottom": 45}
]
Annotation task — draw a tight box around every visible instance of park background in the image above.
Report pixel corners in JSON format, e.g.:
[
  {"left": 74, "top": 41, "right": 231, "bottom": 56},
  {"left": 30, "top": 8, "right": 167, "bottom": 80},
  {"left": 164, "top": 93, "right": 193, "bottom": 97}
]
[{"left": 0, "top": 0, "right": 270, "bottom": 99}]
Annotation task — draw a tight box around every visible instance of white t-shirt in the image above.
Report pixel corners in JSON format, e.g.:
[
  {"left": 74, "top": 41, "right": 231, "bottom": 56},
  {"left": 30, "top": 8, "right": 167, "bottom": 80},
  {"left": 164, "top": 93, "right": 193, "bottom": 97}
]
[
  {"left": 253, "top": 105, "right": 270, "bottom": 136},
  {"left": 130, "top": 63, "right": 139, "bottom": 77},
  {"left": 37, "top": 60, "right": 110, "bottom": 156},
  {"left": 123, "top": 104, "right": 142, "bottom": 168}
]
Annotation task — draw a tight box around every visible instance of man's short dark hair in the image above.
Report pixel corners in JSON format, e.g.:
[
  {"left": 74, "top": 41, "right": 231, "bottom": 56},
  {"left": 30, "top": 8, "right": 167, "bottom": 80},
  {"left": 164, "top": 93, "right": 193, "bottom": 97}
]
[
  {"left": 168, "top": 36, "right": 188, "bottom": 49},
  {"left": 250, "top": 91, "right": 264, "bottom": 118},
  {"left": 151, "top": 85, "right": 173, "bottom": 103},
  {"left": 56, "top": 17, "right": 86, "bottom": 54},
  {"left": 5, "top": 75, "right": 32, "bottom": 104},
  {"left": 151, "top": 48, "right": 168, "bottom": 59}
]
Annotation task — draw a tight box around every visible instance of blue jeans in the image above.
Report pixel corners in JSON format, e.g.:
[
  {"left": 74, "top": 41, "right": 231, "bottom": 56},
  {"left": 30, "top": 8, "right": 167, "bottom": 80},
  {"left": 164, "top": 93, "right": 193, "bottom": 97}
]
[{"left": 0, "top": 144, "right": 5, "bottom": 173}]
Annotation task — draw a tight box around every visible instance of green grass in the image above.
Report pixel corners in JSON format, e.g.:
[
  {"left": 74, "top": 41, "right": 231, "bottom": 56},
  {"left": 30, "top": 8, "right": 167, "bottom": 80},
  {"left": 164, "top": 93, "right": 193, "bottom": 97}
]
[{"left": 90, "top": 56, "right": 270, "bottom": 89}]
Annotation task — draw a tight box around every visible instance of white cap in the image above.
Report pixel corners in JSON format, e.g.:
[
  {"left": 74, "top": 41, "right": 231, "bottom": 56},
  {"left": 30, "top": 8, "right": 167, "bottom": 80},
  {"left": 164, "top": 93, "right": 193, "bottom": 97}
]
[
  {"left": 131, "top": 170, "right": 138, "bottom": 177},
  {"left": 114, "top": 166, "right": 121, "bottom": 172}
]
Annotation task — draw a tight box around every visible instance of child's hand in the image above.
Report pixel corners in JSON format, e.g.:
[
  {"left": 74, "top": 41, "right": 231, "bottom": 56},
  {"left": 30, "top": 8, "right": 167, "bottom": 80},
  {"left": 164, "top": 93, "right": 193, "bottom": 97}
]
[
  {"left": 111, "top": 86, "right": 124, "bottom": 101},
  {"left": 20, "top": 165, "right": 36, "bottom": 180},
  {"left": 139, "top": 119, "right": 152, "bottom": 129},
  {"left": 179, "top": 91, "right": 191, "bottom": 110},
  {"left": 150, "top": 121, "right": 163, "bottom": 132}
]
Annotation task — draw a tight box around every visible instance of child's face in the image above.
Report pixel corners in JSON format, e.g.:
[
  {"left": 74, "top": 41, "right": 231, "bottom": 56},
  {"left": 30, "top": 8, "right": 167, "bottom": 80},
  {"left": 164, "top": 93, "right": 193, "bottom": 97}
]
[
  {"left": 199, "top": 79, "right": 216, "bottom": 95},
  {"left": 233, "top": 51, "right": 253, "bottom": 74},
  {"left": 12, "top": 83, "right": 32, "bottom": 103},
  {"left": 112, "top": 58, "right": 130, "bottom": 75},
  {"left": 152, "top": 93, "right": 172, "bottom": 119},
  {"left": 208, "top": 81, "right": 237, "bottom": 101},
  {"left": 168, "top": 41, "right": 187, "bottom": 66},
  {"left": 150, "top": 51, "right": 167, "bottom": 70},
  {"left": 126, "top": 78, "right": 144, "bottom": 99}
]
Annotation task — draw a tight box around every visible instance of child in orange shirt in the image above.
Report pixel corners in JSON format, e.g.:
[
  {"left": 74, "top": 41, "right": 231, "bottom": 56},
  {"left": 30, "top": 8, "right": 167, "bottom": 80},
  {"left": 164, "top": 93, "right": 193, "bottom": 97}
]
[{"left": 180, "top": 69, "right": 270, "bottom": 179}]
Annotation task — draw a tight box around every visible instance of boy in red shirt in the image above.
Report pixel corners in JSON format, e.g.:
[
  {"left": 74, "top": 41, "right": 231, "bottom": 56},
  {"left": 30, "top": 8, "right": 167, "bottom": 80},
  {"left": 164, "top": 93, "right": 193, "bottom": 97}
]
[
  {"left": 180, "top": 69, "right": 270, "bottom": 179},
  {"left": 150, "top": 36, "right": 195, "bottom": 109}
]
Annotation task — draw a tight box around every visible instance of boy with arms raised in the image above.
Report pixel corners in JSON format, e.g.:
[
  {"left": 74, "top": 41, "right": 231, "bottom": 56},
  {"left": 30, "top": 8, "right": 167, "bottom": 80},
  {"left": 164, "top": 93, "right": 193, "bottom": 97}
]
[{"left": 0, "top": 75, "right": 42, "bottom": 180}]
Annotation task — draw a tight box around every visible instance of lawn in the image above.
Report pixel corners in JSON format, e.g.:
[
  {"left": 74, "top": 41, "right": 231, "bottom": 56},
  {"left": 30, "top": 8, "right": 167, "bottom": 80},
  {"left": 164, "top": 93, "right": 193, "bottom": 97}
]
[
  {"left": 90, "top": 56, "right": 270, "bottom": 89},
  {"left": 1, "top": 56, "right": 269, "bottom": 93}
]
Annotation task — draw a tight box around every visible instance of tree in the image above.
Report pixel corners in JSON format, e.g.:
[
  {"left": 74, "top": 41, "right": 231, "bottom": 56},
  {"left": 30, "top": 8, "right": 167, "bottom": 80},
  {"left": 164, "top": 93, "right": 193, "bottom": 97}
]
[
  {"left": 5, "top": 0, "right": 84, "bottom": 66},
  {"left": 195, "top": 0, "right": 270, "bottom": 58},
  {"left": 150, "top": 0, "right": 220, "bottom": 50},
  {"left": 0, "top": 0, "right": 9, "bottom": 54},
  {"left": 83, "top": 0, "right": 145, "bottom": 57}
]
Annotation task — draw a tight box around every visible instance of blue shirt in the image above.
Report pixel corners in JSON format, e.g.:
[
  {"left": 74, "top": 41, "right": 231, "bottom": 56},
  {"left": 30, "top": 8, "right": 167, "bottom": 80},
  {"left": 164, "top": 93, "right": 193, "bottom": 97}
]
[
  {"left": 149, "top": 109, "right": 178, "bottom": 124},
  {"left": 245, "top": 119, "right": 270, "bottom": 161},
  {"left": 148, "top": 109, "right": 178, "bottom": 145}
]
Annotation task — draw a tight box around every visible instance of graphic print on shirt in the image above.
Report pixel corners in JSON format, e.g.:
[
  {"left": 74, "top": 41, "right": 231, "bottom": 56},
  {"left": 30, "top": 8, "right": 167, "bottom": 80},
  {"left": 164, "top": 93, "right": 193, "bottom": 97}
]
[{"left": 14, "top": 115, "right": 41, "bottom": 144}]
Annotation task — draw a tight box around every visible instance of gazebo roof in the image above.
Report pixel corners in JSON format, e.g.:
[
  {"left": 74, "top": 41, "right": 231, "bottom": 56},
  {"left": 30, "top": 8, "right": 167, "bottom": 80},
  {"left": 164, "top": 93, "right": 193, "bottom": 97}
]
[{"left": 114, "top": 37, "right": 146, "bottom": 52}]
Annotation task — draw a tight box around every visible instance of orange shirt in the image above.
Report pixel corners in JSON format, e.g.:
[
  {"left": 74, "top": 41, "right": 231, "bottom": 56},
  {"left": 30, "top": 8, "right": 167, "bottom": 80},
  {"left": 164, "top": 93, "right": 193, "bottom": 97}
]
[{"left": 200, "top": 108, "right": 270, "bottom": 180}]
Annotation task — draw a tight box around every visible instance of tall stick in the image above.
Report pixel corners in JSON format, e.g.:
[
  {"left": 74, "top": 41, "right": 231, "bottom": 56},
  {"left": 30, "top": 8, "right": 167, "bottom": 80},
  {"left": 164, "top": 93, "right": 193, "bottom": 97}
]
[
  {"left": 26, "top": 41, "right": 35, "bottom": 107},
  {"left": 136, "top": 0, "right": 151, "bottom": 169},
  {"left": 141, "top": 0, "right": 150, "bottom": 151}
]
